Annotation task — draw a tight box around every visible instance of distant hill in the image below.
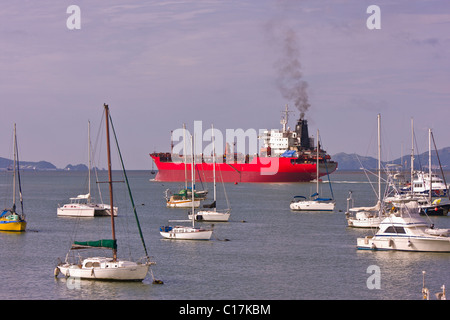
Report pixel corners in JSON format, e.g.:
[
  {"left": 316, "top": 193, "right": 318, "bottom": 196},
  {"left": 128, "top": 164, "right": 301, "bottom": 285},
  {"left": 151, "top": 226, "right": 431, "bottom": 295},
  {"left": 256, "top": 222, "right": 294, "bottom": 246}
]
[
  {"left": 0, "top": 157, "right": 57, "bottom": 171},
  {"left": 0, "top": 157, "right": 90, "bottom": 171},
  {"left": 331, "top": 153, "right": 378, "bottom": 171},
  {"left": 63, "top": 164, "right": 88, "bottom": 171},
  {"left": 333, "top": 147, "right": 450, "bottom": 171}
]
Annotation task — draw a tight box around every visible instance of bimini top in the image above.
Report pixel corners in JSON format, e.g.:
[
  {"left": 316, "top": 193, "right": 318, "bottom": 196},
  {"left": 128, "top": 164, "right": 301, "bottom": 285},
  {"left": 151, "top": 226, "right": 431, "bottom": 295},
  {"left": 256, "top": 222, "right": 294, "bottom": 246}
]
[{"left": 70, "top": 193, "right": 91, "bottom": 200}]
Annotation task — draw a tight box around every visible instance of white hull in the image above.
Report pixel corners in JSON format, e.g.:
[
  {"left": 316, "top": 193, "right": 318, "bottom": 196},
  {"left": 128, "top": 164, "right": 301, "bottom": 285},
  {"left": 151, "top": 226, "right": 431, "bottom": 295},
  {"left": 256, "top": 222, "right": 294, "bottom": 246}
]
[
  {"left": 357, "top": 235, "right": 450, "bottom": 252},
  {"left": 190, "top": 210, "right": 230, "bottom": 222},
  {"left": 56, "top": 258, "right": 150, "bottom": 281},
  {"left": 57, "top": 207, "right": 95, "bottom": 217},
  {"left": 290, "top": 200, "right": 335, "bottom": 211},
  {"left": 160, "top": 226, "right": 212, "bottom": 240},
  {"left": 166, "top": 200, "right": 200, "bottom": 208},
  {"left": 346, "top": 201, "right": 382, "bottom": 228},
  {"left": 356, "top": 212, "right": 450, "bottom": 252},
  {"left": 57, "top": 204, "right": 118, "bottom": 217},
  {"left": 347, "top": 217, "right": 382, "bottom": 228}
]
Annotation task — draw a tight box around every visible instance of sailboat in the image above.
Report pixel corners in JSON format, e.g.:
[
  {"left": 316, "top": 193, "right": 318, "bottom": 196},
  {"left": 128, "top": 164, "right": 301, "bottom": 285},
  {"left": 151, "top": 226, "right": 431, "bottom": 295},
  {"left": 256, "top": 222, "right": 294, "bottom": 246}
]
[
  {"left": 189, "top": 125, "right": 231, "bottom": 222},
  {"left": 399, "top": 127, "right": 449, "bottom": 199},
  {"left": 346, "top": 114, "right": 383, "bottom": 228},
  {"left": 386, "top": 122, "right": 450, "bottom": 216},
  {"left": 57, "top": 121, "right": 118, "bottom": 217},
  {"left": 165, "top": 188, "right": 202, "bottom": 208},
  {"left": 290, "top": 129, "right": 335, "bottom": 211},
  {"left": 165, "top": 123, "right": 203, "bottom": 208},
  {"left": 160, "top": 134, "right": 213, "bottom": 240},
  {"left": 416, "top": 129, "right": 450, "bottom": 215},
  {"left": 0, "top": 124, "right": 27, "bottom": 232},
  {"left": 55, "top": 104, "right": 155, "bottom": 281}
]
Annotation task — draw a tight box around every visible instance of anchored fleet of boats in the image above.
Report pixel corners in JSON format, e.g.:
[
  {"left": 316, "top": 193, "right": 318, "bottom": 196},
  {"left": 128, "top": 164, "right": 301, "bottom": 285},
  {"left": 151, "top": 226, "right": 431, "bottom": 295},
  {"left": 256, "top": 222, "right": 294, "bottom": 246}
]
[{"left": 3, "top": 105, "right": 450, "bottom": 288}]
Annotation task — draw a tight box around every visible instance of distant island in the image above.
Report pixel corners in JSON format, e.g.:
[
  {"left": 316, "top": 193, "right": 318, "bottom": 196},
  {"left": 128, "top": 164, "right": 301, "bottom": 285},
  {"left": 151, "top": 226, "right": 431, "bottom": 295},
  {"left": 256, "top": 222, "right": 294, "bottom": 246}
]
[
  {"left": 63, "top": 164, "right": 89, "bottom": 171},
  {"left": 1, "top": 146, "right": 450, "bottom": 172},
  {"left": 0, "top": 157, "right": 57, "bottom": 171},
  {"left": 0, "top": 157, "right": 93, "bottom": 171},
  {"left": 332, "top": 146, "right": 450, "bottom": 171}
]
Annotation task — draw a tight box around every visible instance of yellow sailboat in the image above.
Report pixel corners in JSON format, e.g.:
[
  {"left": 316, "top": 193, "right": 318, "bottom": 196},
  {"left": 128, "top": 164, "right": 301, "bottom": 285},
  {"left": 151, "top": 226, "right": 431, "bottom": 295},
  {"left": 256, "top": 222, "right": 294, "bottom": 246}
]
[
  {"left": 0, "top": 124, "right": 26, "bottom": 232},
  {"left": 0, "top": 210, "right": 26, "bottom": 232}
]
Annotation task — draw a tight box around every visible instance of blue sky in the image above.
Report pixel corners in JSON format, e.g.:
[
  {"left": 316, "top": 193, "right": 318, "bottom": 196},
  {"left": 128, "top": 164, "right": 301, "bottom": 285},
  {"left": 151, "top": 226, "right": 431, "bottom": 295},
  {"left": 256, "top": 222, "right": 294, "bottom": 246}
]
[{"left": 1, "top": 1, "right": 449, "bottom": 169}]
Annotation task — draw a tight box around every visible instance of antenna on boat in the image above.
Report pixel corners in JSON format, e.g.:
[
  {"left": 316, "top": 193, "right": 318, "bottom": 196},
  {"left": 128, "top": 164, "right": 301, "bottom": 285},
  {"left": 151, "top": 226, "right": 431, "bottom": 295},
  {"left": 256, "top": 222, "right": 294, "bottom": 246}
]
[{"left": 280, "top": 104, "right": 293, "bottom": 133}]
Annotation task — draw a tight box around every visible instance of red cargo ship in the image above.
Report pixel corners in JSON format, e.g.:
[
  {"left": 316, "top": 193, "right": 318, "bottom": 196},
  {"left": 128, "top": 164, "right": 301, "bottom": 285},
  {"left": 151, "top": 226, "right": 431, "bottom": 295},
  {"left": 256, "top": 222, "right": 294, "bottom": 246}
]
[{"left": 150, "top": 107, "right": 337, "bottom": 183}]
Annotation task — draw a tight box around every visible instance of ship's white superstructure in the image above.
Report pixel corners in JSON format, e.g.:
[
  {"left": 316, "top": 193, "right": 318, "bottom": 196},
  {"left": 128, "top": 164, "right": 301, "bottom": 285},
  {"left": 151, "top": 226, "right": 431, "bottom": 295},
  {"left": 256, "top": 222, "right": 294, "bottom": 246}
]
[{"left": 259, "top": 105, "right": 314, "bottom": 157}]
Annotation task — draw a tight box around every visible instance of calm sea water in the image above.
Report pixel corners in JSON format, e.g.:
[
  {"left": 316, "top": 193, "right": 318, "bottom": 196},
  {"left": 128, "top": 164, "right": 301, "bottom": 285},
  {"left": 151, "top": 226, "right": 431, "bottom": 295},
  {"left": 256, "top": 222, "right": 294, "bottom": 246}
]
[{"left": 0, "top": 170, "right": 449, "bottom": 301}]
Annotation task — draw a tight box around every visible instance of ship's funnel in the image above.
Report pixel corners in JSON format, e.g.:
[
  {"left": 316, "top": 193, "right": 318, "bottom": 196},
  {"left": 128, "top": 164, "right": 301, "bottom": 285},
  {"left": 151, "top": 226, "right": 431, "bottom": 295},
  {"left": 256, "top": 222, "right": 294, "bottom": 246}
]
[{"left": 295, "top": 118, "right": 310, "bottom": 149}]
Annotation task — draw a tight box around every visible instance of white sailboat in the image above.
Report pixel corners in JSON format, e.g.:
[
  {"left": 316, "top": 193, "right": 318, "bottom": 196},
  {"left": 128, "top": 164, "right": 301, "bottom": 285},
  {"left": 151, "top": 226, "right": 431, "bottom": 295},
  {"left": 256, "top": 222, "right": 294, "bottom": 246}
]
[
  {"left": 57, "top": 121, "right": 117, "bottom": 217},
  {"left": 165, "top": 123, "right": 203, "bottom": 208},
  {"left": 386, "top": 123, "right": 450, "bottom": 216},
  {"left": 400, "top": 127, "right": 449, "bottom": 198},
  {"left": 357, "top": 201, "right": 450, "bottom": 252},
  {"left": 55, "top": 104, "right": 156, "bottom": 281},
  {"left": 290, "top": 129, "right": 335, "bottom": 211},
  {"left": 165, "top": 188, "right": 201, "bottom": 208},
  {"left": 416, "top": 129, "right": 450, "bottom": 215},
  {"left": 346, "top": 114, "right": 383, "bottom": 228},
  {"left": 160, "top": 134, "right": 213, "bottom": 240},
  {"left": 189, "top": 125, "right": 230, "bottom": 222}
]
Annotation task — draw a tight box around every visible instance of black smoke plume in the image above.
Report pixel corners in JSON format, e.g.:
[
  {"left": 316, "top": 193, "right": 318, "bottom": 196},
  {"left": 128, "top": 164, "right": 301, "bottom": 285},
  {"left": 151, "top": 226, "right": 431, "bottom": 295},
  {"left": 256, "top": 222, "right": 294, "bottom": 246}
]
[{"left": 265, "top": 22, "right": 310, "bottom": 119}]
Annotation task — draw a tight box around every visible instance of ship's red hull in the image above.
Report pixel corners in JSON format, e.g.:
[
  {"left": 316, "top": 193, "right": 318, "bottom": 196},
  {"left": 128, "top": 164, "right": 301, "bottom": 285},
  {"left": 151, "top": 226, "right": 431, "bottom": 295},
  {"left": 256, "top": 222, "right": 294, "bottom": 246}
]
[{"left": 150, "top": 154, "right": 337, "bottom": 183}]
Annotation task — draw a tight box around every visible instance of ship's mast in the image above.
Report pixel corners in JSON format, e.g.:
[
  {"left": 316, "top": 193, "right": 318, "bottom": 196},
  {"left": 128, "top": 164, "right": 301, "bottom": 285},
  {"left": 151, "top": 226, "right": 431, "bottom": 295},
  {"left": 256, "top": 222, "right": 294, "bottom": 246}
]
[{"left": 280, "top": 104, "right": 293, "bottom": 133}]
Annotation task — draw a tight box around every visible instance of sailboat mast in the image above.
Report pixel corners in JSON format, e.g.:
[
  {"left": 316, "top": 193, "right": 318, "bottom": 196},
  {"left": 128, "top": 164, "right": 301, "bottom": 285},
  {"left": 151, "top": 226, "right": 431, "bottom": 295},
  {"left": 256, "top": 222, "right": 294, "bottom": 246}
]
[
  {"left": 429, "top": 128, "right": 432, "bottom": 203},
  {"left": 12, "top": 123, "right": 16, "bottom": 210},
  {"left": 191, "top": 134, "right": 195, "bottom": 228},
  {"left": 411, "top": 118, "right": 414, "bottom": 195},
  {"left": 212, "top": 125, "right": 216, "bottom": 210},
  {"left": 104, "top": 104, "right": 117, "bottom": 261},
  {"left": 316, "top": 129, "right": 319, "bottom": 194},
  {"left": 377, "top": 114, "right": 381, "bottom": 203},
  {"left": 88, "top": 120, "right": 91, "bottom": 202},
  {"left": 183, "top": 123, "right": 187, "bottom": 190}
]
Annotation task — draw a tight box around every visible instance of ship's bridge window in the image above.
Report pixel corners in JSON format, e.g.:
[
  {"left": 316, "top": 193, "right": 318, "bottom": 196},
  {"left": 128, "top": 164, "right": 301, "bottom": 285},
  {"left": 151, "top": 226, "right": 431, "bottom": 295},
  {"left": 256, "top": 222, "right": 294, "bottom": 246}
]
[{"left": 384, "top": 226, "right": 406, "bottom": 234}]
